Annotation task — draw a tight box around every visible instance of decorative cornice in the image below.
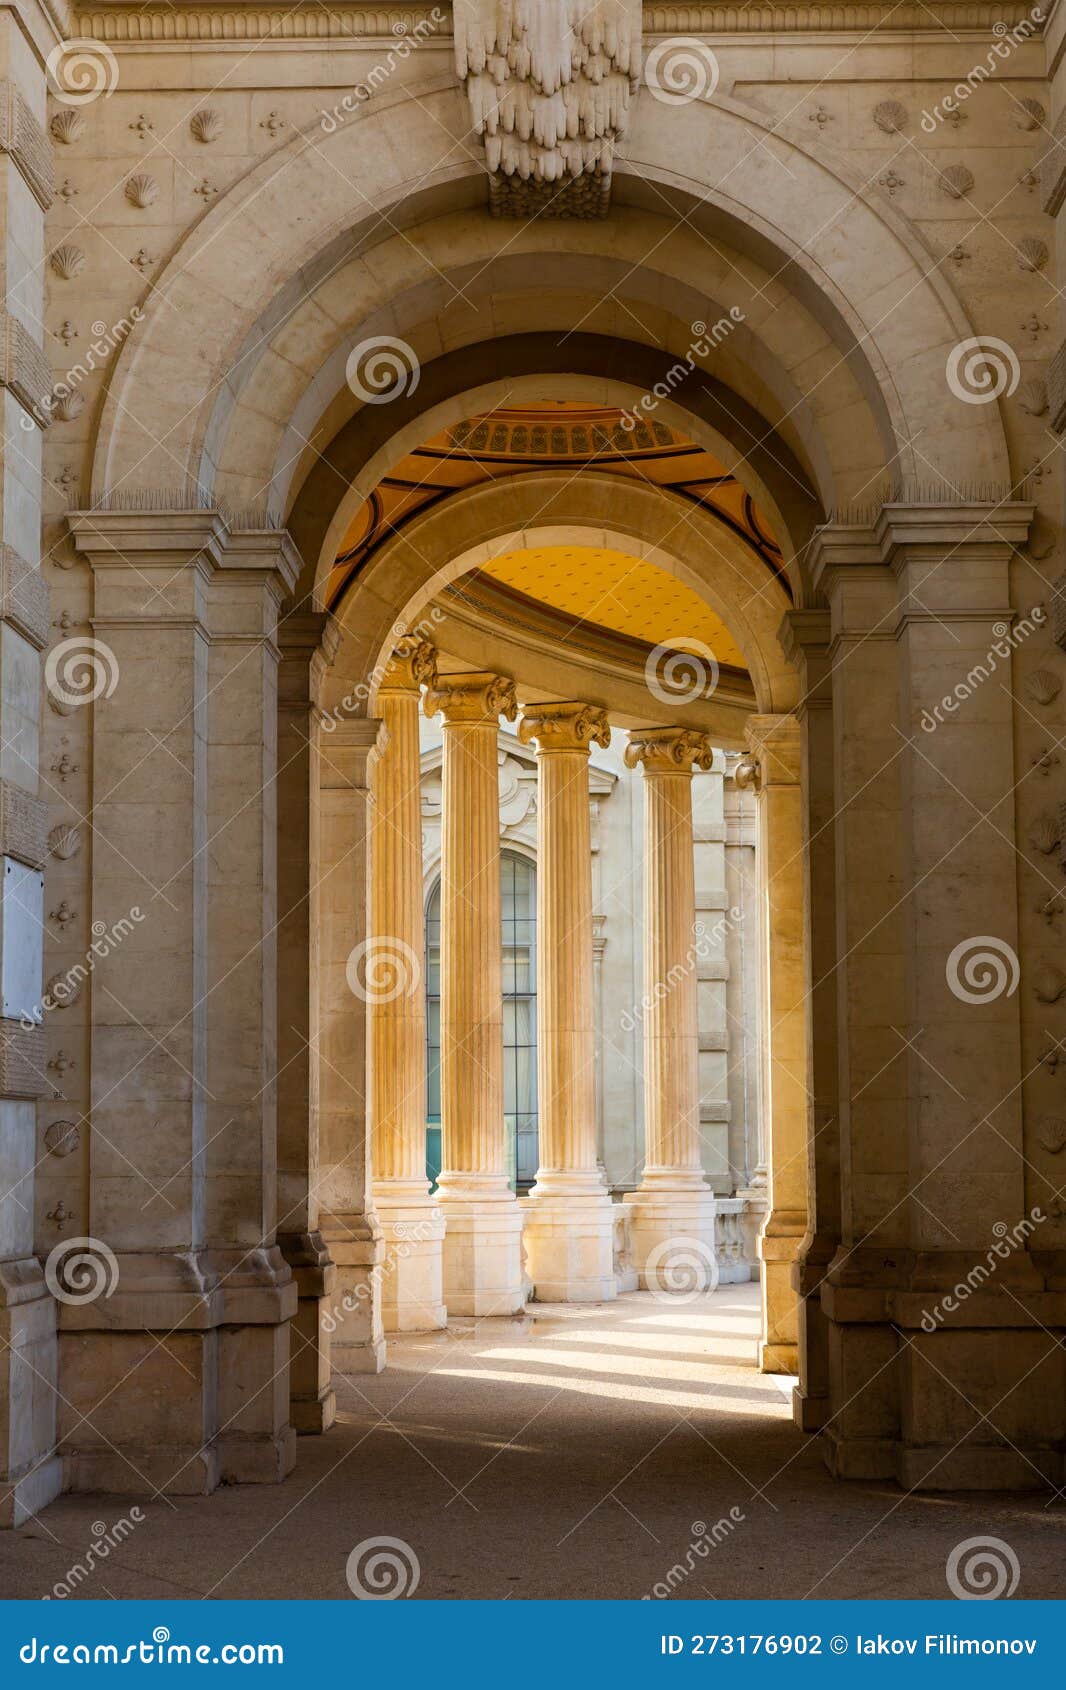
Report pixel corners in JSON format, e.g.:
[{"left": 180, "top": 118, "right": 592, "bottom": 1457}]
[
  {"left": 0, "top": 313, "right": 53, "bottom": 426},
  {"left": 624, "top": 726, "right": 714, "bottom": 773},
  {"left": 518, "top": 701, "right": 611, "bottom": 755},
  {"left": 423, "top": 669, "right": 518, "bottom": 725},
  {"left": 70, "top": 2, "right": 1045, "bottom": 41},
  {"left": 0, "top": 78, "right": 53, "bottom": 209}
]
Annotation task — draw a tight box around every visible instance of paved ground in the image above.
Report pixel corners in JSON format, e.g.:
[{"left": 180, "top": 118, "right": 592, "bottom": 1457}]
[{"left": 3, "top": 1283, "right": 1064, "bottom": 1600}]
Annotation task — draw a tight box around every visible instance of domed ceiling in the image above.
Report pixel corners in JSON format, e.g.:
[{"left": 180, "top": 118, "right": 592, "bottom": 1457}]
[{"left": 327, "top": 402, "right": 786, "bottom": 676}]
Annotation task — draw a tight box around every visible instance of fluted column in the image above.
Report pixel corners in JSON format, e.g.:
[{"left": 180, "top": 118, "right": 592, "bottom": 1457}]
[
  {"left": 370, "top": 637, "right": 445, "bottom": 1331},
  {"left": 518, "top": 703, "right": 617, "bottom": 1301},
  {"left": 423, "top": 672, "right": 525, "bottom": 1316},
  {"left": 624, "top": 728, "right": 717, "bottom": 1290}
]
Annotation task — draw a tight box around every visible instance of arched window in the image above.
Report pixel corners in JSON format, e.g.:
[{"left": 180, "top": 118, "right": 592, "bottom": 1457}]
[{"left": 425, "top": 851, "right": 538, "bottom": 1190}]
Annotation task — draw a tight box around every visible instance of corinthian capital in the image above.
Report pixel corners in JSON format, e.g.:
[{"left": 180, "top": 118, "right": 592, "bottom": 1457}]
[
  {"left": 624, "top": 726, "right": 714, "bottom": 774},
  {"left": 378, "top": 634, "right": 437, "bottom": 695},
  {"left": 518, "top": 701, "right": 611, "bottom": 755},
  {"left": 423, "top": 670, "right": 518, "bottom": 725}
]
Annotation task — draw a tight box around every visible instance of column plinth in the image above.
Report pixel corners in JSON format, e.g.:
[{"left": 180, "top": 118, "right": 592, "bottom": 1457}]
[
  {"left": 623, "top": 729, "right": 717, "bottom": 1292},
  {"left": 370, "top": 637, "right": 446, "bottom": 1332},
  {"left": 518, "top": 703, "right": 617, "bottom": 1302},
  {"left": 423, "top": 673, "right": 525, "bottom": 1316}
]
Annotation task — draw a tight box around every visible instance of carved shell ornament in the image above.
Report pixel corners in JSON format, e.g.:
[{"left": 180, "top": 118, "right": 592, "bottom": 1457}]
[
  {"left": 1034, "top": 961, "right": 1066, "bottom": 1004},
  {"left": 44, "top": 1119, "right": 80, "bottom": 1158},
  {"left": 1013, "top": 97, "right": 1046, "bottom": 131},
  {"left": 1018, "top": 378, "right": 1048, "bottom": 417},
  {"left": 49, "top": 244, "right": 85, "bottom": 280},
  {"left": 124, "top": 173, "right": 159, "bottom": 209},
  {"left": 1028, "top": 813, "right": 1060, "bottom": 854},
  {"left": 1037, "top": 1115, "right": 1066, "bottom": 1155},
  {"left": 938, "top": 163, "right": 974, "bottom": 199},
  {"left": 1026, "top": 669, "right": 1063, "bottom": 707},
  {"left": 1018, "top": 237, "right": 1049, "bottom": 273},
  {"left": 48, "top": 823, "right": 82, "bottom": 860},
  {"left": 50, "top": 109, "right": 85, "bottom": 145},
  {"left": 874, "top": 100, "right": 907, "bottom": 134},
  {"left": 190, "top": 107, "right": 222, "bottom": 143},
  {"left": 51, "top": 390, "right": 84, "bottom": 423}
]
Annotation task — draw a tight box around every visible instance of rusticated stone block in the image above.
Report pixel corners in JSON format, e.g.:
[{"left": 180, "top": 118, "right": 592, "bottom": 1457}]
[
  {"left": 0, "top": 312, "right": 52, "bottom": 426},
  {"left": 0, "top": 780, "right": 48, "bottom": 868},
  {"left": 0, "top": 78, "right": 54, "bottom": 209},
  {"left": 1048, "top": 337, "right": 1066, "bottom": 435},
  {"left": 0, "top": 1023, "right": 49, "bottom": 1098},
  {"left": 0, "top": 547, "right": 49, "bottom": 650}
]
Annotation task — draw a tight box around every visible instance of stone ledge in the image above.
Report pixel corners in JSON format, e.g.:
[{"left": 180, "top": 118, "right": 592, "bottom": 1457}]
[
  {"left": 0, "top": 78, "right": 54, "bottom": 210},
  {"left": 1041, "top": 126, "right": 1066, "bottom": 219},
  {"left": 0, "top": 546, "right": 49, "bottom": 650},
  {"left": 0, "top": 780, "right": 48, "bottom": 868},
  {"left": 1049, "top": 337, "right": 1066, "bottom": 434},
  {"left": 0, "top": 1022, "right": 49, "bottom": 1098},
  {"left": 0, "top": 312, "right": 51, "bottom": 426}
]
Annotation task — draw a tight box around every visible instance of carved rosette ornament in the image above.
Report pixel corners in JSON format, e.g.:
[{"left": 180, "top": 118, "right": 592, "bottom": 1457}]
[
  {"left": 518, "top": 700, "right": 611, "bottom": 753},
  {"left": 423, "top": 670, "right": 518, "bottom": 724},
  {"left": 377, "top": 634, "right": 438, "bottom": 696},
  {"left": 624, "top": 726, "right": 714, "bottom": 773},
  {"left": 454, "top": 0, "right": 642, "bottom": 218}
]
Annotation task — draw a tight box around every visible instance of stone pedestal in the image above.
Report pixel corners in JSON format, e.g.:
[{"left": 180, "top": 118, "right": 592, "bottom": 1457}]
[
  {"left": 370, "top": 637, "right": 445, "bottom": 1331},
  {"left": 623, "top": 729, "right": 717, "bottom": 1290},
  {"left": 424, "top": 673, "right": 524, "bottom": 1316},
  {"left": 518, "top": 703, "right": 616, "bottom": 1302},
  {"left": 741, "top": 714, "right": 808, "bottom": 1375}
]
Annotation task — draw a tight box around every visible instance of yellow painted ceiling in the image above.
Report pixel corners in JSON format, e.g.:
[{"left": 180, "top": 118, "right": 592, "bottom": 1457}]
[{"left": 481, "top": 545, "right": 748, "bottom": 672}]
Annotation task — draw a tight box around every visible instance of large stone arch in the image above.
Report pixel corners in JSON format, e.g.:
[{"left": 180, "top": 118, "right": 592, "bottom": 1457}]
[{"left": 89, "top": 78, "right": 1011, "bottom": 528}]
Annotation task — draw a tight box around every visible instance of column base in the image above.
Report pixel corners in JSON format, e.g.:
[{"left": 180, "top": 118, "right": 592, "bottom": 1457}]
[
  {"left": 56, "top": 1249, "right": 298, "bottom": 1495},
  {"left": 0, "top": 1260, "right": 61, "bottom": 1527},
  {"left": 322, "top": 1214, "right": 386, "bottom": 1374},
  {"left": 758, "top": 1209, "right": 804, "bottom": 1373},
  {"left": 373, "top": 1184, "right": 447, "bottom": 1332},
  {"left": 278, "top": 1231, "right": 337, "bottom": 1434},
  {"left": 521, "top": 1175, "right": 618, "bottom": 1302},
  {"left": 436, "top": 1176, "right": 525, "bottom": 1317},
  {"left": 624, "top": 1177, "right": 718, "bottom": 1293}
]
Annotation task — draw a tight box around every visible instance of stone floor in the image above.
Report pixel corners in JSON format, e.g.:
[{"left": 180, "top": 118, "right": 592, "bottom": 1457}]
[{"left": 3, "top": 1283, "right": 1065, "bottom": 1600}]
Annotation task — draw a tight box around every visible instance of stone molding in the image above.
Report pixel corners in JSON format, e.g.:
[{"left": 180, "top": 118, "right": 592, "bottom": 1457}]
[
  {"left": 0, "top": 778, "right": 49, "bottom": 867},
  {"left": 744, "top": 712, "right": 802, "bottom": 786},
  {"left": 0, "top": 546, "right": 49, "bottom": 650},
  {"left": 70, "top": 2, "right": 1043, "bottom": 40},
  {"left": 423, "top": 669, "right": 517, "bottom": 724},
  {"left": 0, "top": 312, "right": 52, "bottom": 426},
  {"left": 0, "top": 78, "right": 53, "bottom": 209}
]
